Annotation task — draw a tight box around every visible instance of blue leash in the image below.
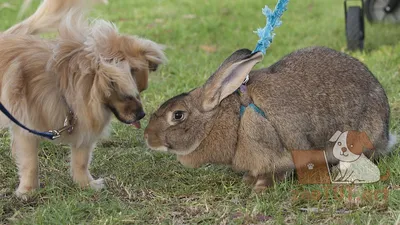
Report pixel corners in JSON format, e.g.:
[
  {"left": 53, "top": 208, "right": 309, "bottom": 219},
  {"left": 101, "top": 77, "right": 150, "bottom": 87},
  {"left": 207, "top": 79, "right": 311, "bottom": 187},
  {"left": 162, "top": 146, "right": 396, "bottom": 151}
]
[
  {"left": 0, "top": 103, "right": 59, "bottom": 140},
  {"left": 252, "top": 0, "right": 289, "bottom": 55},
  {"left": 240, "top": 0, "right": 289, "bottom": 119}
]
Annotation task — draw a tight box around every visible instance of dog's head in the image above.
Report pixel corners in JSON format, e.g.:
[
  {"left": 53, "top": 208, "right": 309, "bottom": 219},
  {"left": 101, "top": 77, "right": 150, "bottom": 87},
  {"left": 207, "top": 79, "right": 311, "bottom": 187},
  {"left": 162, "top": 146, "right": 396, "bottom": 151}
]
[
  {"left": 91, "top": 31, "right": 166, "bottom": 127},
  {"left": 329, "top": 130, "right": 374, "bottom": 162},
  {"left": 54, "top": 18, "right": 166, "bottom": 128}
]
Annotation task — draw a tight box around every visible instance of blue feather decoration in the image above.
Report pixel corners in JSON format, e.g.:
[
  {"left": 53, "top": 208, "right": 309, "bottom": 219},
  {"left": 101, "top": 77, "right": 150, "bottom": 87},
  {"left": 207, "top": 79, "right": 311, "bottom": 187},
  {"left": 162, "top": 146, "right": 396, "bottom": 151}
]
[{"left": 253, "top": 0, "right": 289, "bottom": 54}]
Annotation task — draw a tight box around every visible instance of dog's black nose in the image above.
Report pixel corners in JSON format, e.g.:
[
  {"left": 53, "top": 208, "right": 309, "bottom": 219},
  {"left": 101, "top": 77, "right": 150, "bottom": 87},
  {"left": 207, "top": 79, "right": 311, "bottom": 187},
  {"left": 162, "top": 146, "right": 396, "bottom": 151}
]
[
  {"left": 136, "top": 109, "right": 146, "bottom": 121},
  {"left": 341, "top": 147, "right": 347, "bottom": 153}
]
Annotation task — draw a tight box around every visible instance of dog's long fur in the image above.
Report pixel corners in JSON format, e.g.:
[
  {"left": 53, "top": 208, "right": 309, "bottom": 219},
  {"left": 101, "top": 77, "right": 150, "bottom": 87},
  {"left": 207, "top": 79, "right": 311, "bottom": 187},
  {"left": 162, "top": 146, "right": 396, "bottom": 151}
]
[{"left": 0, "top": 0, "right": 166, "bottom": 198}]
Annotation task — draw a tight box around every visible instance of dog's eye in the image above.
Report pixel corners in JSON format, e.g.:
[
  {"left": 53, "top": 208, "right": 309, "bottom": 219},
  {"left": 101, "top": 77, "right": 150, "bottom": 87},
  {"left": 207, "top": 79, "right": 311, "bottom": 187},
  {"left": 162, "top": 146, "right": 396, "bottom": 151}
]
[
  {"left": 124, "top": 95, "right": 135, "bottom": 101},
  {"left": 149, "top": 63, "right": 159, "bottom": 72},
  {"left": 338, "top": 142, "right": 342, "bottom": 146},
  {"left": 173, "top": 111, "right": 185, "bottom": 121}
]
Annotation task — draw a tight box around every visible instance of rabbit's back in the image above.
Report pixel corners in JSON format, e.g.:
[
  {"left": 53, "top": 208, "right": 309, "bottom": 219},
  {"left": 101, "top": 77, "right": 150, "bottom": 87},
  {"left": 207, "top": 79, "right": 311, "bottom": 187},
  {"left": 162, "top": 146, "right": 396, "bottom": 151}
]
[{"left": 248, "top": 46, "right": 389, "bottom": 152}]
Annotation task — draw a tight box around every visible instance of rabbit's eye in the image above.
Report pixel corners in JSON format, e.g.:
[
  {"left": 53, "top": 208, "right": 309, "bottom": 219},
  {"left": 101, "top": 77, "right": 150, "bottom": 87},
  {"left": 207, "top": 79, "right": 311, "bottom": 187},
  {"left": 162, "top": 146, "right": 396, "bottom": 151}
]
[
  {"left": 338, "top": 142, "right": 342, "bottom": 146},
  {"left": 173, "top": 111, "right": 185, "bottom": 121}
]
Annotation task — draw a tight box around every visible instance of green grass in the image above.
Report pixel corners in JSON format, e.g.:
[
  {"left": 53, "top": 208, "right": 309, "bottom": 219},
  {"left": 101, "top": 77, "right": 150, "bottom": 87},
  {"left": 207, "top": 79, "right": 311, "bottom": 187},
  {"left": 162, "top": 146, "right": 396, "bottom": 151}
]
[{"left": 1, "top": 0, "right": 400, "bottom": 224}]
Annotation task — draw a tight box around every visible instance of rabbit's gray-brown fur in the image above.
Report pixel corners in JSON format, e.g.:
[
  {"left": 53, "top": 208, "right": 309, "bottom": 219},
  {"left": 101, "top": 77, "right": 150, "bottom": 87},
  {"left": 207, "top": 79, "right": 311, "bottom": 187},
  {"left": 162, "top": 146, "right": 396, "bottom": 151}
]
[{"left": 145, "top": 46, "right": 395, "bottom": 191}]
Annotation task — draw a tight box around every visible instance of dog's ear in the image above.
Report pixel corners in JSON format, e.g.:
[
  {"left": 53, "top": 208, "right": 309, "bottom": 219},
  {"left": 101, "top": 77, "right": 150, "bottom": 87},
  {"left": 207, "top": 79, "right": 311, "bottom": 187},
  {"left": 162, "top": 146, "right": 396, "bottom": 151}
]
[
  {"left": 136, "top": 41, "right": 166, "bottom": 92},
  {"left": 329, "top": 131, "right": 342, "bottom": 142},
  {"left": 119, "top": 36, "right": 167, "bottom": 92},
  {"left": 359, "top": 131, "right": 374, "bottom": 150},
  {"left": 134, "top": 69, "right": 148, "bottom": 93},
  {"left": 87, "top": 20, "right": 120, "bottom": 57},
  {"left": 142, "top": 41, "right": 166, "bottom": 72}
]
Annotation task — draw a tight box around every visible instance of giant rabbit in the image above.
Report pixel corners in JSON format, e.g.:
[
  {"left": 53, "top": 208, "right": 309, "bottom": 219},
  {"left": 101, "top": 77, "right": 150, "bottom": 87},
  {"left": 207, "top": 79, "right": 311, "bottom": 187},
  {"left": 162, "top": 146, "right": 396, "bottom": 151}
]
[{"left": 144, "top": 46, "right": 395, "bottom": 191}]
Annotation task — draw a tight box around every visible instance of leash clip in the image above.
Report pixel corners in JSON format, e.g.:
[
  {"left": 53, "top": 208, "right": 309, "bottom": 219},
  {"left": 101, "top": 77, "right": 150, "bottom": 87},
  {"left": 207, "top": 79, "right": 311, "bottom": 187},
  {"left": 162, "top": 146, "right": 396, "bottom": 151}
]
[
  {"left": 64, "top": 110, "right": 76, "bottom": 134},
  {"left": 48, "top": 130, "right": 61, "bottom": 140},
  {"left": 48, "top": 111, "right": 76, "bottom": 140},
  {"left": 242, "top": 74, "right": 249, "bottom": 85}
]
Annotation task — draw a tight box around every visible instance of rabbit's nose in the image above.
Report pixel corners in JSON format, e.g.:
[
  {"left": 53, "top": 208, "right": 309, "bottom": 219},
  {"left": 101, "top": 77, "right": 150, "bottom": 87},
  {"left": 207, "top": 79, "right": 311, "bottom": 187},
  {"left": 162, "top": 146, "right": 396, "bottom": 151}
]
[{"left": 341, "top": 147, "right": 347, "bottom": 152}]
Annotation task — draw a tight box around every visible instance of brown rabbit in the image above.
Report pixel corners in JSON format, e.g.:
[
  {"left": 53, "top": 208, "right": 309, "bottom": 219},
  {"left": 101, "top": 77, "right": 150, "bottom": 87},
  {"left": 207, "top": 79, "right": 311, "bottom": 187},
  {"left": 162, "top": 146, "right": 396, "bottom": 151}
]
[{"left": 144, "top": 46, "right": 395, "bottom": 191}]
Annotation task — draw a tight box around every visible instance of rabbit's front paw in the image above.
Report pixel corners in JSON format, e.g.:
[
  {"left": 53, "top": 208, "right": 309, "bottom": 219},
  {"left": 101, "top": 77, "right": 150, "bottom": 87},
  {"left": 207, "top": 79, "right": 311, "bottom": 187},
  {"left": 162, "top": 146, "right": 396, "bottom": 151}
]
[
  {"left": 242, "top": 173, "right": 257, "bottom": 185},
  {"left": 252, "top": 174, "right": 274, "bottom": 193},
  {"left": 253, "top": 178, "right": 272, "bottom": 193},
  {"left": 177, "top": 155, "right": 201, "bottom": 168},
  {"left": 252, "top": 172, "right": 287, "bottom": 193}
]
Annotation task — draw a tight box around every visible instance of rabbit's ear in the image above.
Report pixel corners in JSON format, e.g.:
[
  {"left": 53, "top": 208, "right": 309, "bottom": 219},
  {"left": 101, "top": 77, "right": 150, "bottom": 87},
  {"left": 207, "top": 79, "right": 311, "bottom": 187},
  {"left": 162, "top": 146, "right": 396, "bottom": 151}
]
[{"left": 201, "top": 50, "right": 263, "bottom": 111}]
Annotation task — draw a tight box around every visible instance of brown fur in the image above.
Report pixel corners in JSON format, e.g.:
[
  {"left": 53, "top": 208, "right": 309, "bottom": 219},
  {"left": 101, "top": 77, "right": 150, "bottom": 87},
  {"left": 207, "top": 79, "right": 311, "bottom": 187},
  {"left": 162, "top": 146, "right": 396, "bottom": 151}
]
[
  {"left": 1, "top": 0, "right": 166, "bottom": 198},
  {"left": 145, "top": 47, "right": 393, "bottom": 192},
  {"left": 175, "top": 91, "right": 240, "bottom": 168}
]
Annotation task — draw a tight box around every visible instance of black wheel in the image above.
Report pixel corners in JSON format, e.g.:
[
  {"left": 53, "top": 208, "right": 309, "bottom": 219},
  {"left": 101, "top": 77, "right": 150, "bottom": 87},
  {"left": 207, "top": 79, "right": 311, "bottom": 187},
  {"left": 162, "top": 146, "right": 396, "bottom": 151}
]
[
  {"left": 346, "top": 6, "right": 365, "bottom": 51},
  {"left": 365, "top": 0, "right": 400, "bottom": 23}
]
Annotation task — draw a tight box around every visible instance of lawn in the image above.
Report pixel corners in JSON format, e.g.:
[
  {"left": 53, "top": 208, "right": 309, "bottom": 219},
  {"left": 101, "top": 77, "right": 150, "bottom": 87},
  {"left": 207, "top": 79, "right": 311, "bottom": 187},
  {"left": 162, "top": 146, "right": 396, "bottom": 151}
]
[{"left": 0, "top": 0, "right": 400, "bottom": 224}]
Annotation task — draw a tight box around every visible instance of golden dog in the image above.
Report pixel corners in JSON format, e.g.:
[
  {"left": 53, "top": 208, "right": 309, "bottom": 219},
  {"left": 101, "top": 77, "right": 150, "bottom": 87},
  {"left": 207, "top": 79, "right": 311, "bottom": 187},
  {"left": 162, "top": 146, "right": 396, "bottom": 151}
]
[{"left": 0, "top": 0, "right": 166, "bottom": 198}]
